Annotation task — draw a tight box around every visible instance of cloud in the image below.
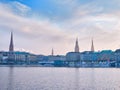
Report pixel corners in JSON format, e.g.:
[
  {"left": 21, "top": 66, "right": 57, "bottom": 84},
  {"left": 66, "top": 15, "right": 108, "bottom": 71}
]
[
  {"left": 1, "top": 0, "right": 120, "bottom": 55},
  {"left": 57, "top": 1, "right": 120, "bottom": 51},
  {"left": 11, "top": 1, "right": 31, "bottom": 16},
  {"left": 0, "top": 1, "right": 74, "bottom": 55}
]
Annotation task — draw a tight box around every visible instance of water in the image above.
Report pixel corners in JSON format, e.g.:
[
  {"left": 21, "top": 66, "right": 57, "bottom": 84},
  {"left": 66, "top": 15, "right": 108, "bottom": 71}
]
[{"left": 0, "top": 67, "right": 120, "bottom": 90}]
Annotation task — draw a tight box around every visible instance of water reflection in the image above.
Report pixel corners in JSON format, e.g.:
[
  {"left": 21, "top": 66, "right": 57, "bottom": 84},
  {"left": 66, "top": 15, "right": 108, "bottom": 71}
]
[
  {"left": 90, "top": 69, "right": 95, "bottom": 90},
  {"left": 74, "top": 68, "right": 96, "bottom": 90},
  {"left": 0, "top": 67, "right": 120, "bottom": 90},
  {"left": 74, "top": 68, "right": 80, "bottom": 90},
  {"left": 7, "top": 67, "right": 14, "bottom": 90}
]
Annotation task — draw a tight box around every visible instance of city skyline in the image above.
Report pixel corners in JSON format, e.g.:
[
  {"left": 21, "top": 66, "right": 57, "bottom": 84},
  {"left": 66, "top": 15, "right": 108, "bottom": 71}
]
[
  {"left": 1, "top": 31, "right": 119, "bottom": 55},
  {"left": 0, "top": 0, "right": 120, "bottom": 55}
]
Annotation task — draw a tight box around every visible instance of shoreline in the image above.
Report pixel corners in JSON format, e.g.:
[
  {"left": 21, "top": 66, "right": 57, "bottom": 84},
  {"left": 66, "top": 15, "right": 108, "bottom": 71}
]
[{"left": 0, "top": 65, "right": 118, "bottom": 68}]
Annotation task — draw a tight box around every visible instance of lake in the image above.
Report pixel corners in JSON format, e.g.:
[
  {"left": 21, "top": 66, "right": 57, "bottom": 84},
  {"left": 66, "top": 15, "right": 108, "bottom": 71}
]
[{"left": 0, "top": 67, "right": 120, "bottom": 90}]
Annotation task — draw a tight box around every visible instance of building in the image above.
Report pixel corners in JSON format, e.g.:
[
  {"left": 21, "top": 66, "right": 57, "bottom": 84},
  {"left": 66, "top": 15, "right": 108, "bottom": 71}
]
[
  {"left": 66, "top": 52, "right": 80, "bottom": 61},
  {"left": 48, "top": 55, "right": 66, "bottom": 66},
  {"left": 0, "top": 52, "right": 3, "bottom": 63},
  {"left": 0, "top": 51, "right": 9, "bottom": 64},
  {"left": 13, "top": 51, "right": 29, "bottom": 64},
  {"left": 27, "top": 53, "right": 37, "bottom": 64},
  {"left": 1, "top": 31, "right": 120, "bottom": 67},
  {"left": 80, "top": 51, "right": 99, "bottom": 67},
  {"left": 113, "top": 49, "right": 120, "bottom": 67}
]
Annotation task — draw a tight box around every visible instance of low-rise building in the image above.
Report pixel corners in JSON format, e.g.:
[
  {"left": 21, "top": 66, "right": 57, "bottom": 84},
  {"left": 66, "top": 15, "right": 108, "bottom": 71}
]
[
  {"left": 80, "top": 51, "right": 99, "bottom": 67},
  {"left": 66, "top": 52, "right": 80, "bottom": 67},
  {"left": 113, "top": 49, "right": 120, "bottom": 67},
  {"left": 47, "top": 55, "right": 66, "bottom": 66}
]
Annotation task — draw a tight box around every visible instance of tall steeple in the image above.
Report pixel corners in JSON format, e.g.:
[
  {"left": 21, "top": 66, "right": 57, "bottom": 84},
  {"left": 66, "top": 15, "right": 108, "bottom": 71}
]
[
  {"left": 51, "top": 48, "right": 54, "bottom": 56},
  {"left": 9, "top": 32, "right": 14, "bottom": 52},
  {"left": 75, "top": 38, "right": 79, "bottom": 52},
  {"left": 91, "top": 38, "right": 94, "bottom": 52}
]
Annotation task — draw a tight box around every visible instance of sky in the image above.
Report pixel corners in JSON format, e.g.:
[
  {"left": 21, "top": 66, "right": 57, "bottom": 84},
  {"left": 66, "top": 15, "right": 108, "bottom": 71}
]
[{"left": 0, "top": 0, "right": 120, "bottom": 55}]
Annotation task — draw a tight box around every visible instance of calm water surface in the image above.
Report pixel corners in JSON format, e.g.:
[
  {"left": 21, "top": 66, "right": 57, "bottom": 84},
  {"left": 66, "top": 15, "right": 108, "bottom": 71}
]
[{"left": 0, "top": 67, "right": 120, "bottom": 90}]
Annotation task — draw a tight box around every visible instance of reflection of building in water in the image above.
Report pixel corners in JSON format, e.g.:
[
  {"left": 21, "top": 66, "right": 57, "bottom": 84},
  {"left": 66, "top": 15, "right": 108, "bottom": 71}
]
[
  {"left": 89, "top": 69, "right": 95, "bottom": 90},
  {"left": 74, "top": 68, "right": 80, "bottom": 90},
  {"left": 7, "top": 67, "right": 14, "bottom": 90}
]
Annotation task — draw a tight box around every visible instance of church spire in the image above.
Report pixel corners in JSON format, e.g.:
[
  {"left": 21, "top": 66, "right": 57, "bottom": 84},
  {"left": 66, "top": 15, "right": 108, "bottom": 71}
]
[
  {"left": 51, "top": 48, "right": 54, "bottom": 56},
  {"left": 75, "top": 38, "right": 79, "bottom": 52},
  {"left": 91, "top": 38, "right": 94, "bottom": 52},
  {"left": 9, "top": 32, "right": 14, "bottom": 52}
]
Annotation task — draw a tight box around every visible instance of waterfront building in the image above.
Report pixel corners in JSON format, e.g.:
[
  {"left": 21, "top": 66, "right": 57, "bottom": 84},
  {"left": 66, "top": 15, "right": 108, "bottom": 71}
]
[
  {"left": 66, "top": 52, "right": 80, "bottom": 61},
  {"left": 48, "top": 55, "right": 66, "bottom": 66},
  {"left": 1, "top": 31, "right": 120, "bottom": 67},
  {"left": 114, "top": 49, "right": 120, "bottom": 67},
  {"left": 0, "top": 51, "right": 38, "bottom": 65},
  {"left": 66, "top": 38, "right": 80, "bottom": 67},
  {"left": 37, "top": 49, "right": 66, "bottom": 66},
  {"left": 97, "top": 50, "right": 113, "bottom": 67},
  {"left": 0, "top": 51, "right": 9, "bottom": 63},
  {"left": 66, "top": 52, "right": 80, "bottom": 67},
  {"left": 37, "top": 55, "right": 66, "bottom": 66},
  {"left": 13, "top": 51, "right": 29, "bottom": 64},
  {"left": 13, "top": 51, "right": 37, "bottom": 64},
  {"left": 48, "top": 55, "right": 66, "bottom": 61},
  {"left": 27, "top": 53, "right": 38, "bottom": 64},
  {"left": 37, "top": 55, "right": 45, "bottom": 61},
  {"left": 98, "top": 50, "right": 113, "bottom": 61},
  {"left": 0, "top": 52, "right": 3, "bottom": 63},
  {"left": 80, "top": 51, "right": 99, "bottom": 67}
]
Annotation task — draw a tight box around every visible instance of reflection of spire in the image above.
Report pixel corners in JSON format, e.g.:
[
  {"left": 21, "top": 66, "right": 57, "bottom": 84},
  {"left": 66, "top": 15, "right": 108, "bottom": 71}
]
[
  {"left": 9, "top": 32, "right": 14, "bottom": 52},
  {"left": 7, "top": 67, "right": 14, "bottom": 90},
  {"left": 91, "top": 38, "right": 94, "bottom": 52},
  {"left": 75, "top": 38, "right": 79, "bottom": 52},
  {"left": 52, "top": 48, "right": 54, "bottom": 56}
]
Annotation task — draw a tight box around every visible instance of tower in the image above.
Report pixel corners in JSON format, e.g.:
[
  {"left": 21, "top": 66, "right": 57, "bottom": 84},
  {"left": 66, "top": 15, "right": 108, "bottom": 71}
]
[
  {"left": 9, "top": 32, "right": 14, "bottom": 52},
  {"left": 51, "top": 48, "right": 54, "bottom": 56},
  {"left": 91, "top": 39, "right": 94, "bottom": 52},
  {"left": 75, "top": 38, "right": 79, "bottom": 52},
  {"left": 8, "top": 32, "right": 15, "bottom": 63}
]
